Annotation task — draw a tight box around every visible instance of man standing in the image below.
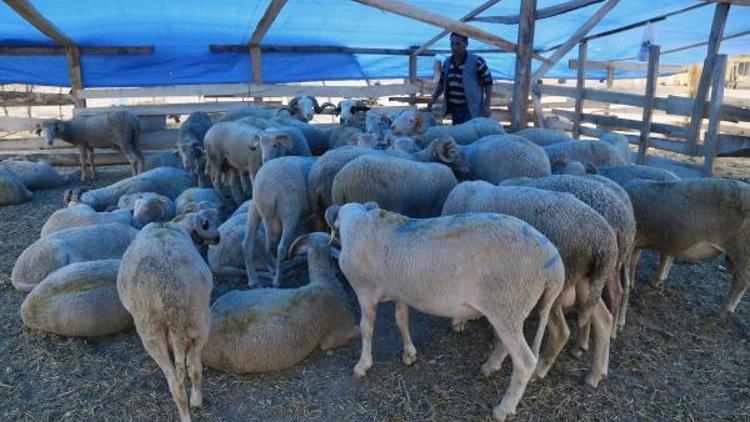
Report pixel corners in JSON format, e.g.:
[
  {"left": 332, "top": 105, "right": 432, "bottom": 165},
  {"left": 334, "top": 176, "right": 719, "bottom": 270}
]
[{"left": 427, "top": 32, "right": 494, "bottom": 125}]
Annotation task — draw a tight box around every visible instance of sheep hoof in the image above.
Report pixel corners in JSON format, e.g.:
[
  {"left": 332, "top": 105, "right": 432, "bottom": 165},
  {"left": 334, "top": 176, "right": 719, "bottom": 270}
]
[
  {"left": 585, "top": 372, "right": 603, "bottom": 388},
  {"left": 402, "top": 348, "right": 417, "bottom": 366},
  {"left": 353, "top": 363, "right": 370, "bottom": 379},
  {"left": 190, "top": 390, "right": 203, "bottom": 408},
  {"left": 649, "top": 278, "right": 666, "bottom": 290},
  {"left": 568, "top": 346, "right": 585, "bottom": 360},
  {"left": 480, "top": 362, "right": 501, "bottom": 377},
  {"left": 452, "top": 321, "right": 466, "bottom": 333},
  {"left": 492, "top": 404, "right": 513, "bottom": 422}
]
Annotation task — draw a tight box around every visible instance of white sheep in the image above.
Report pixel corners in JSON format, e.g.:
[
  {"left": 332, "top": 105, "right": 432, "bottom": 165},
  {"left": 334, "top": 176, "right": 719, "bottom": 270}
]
[
  {"left": 443, "top": 182, "right": 618, "bottom": 388},
  {"left": 21, "top": 259, "right": 132, "bottom": 337},
  {"left": 38, "top": 111, "right": 145, "bottom": 180},
  {"left": 0, "top": 158, "right": 78, "bottom": 190},
  {"left": 64, "top": 166, "right": 195, "bottom": 211},
  {"left": 177, "top": 111, "right": 213, "bottom": 187},
  {"left": 545, "top": 140, "right": 627, "bottom": 172},
  {"left": 175, "top": 187, "right": 231, "bottom": 220},
  {"left": 117, "top": 209, "right": 220, "bottom": 422},
  {"left": 599, "top": 132, "right": 631, "bottom": 163},
  {"left": 414, "top": 117, "right": 504, "bottom": 148},
  {"left": 244, "top": 156, "right": 314, "bottom": 287},
  {"left": 332, "top": 155, "right": 457, "bottom": 218},
  {"left": 143, "top": 151, "right": 184, "bottom": 171},
  {"left": 514, "top": 128, "right": 573, "bottom": 147},
  {"left": 596, "top": 164, "right": 680, "bottom": 186},
  {"left": 203, "top": 232, "right": 359, "bottom": 373},
  {"left": 256, "top": 126, "right": 312, "bottom": 163},
  {"left": 41, "top": 203, "right": 133, "bottom": 237},
  {"left": 203, "top": 120, "right": 263, "bottom": 203},
  {"left": 207, "top": 206, "right": 270, "bottom": 277},
  {"left": 12, "top": 222, "right": 138, "bottom": 292},
  {"left": 326, "top": 202, "right": 564, "bottom": 422},
  {"left": 0, "top": 166, "right": 32, "bottom": 206},
  {"left": 116, "top": 192, "right": 177, "bottom": 228}
]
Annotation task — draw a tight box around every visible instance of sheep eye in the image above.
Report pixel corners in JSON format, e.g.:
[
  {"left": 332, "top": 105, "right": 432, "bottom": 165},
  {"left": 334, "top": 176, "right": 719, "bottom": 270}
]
[{"left": 201, "top": 220, "right": 210, "bottom": 230}]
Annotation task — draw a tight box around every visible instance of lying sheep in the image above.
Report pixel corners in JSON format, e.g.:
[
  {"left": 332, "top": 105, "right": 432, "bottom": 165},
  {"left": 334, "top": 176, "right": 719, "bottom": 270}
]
[
  {"left": 204, "top": 232, "right": 359, "bottom": 373},
  {"left": 177, "top": 112, "right": 213, "bottom": 187},
  {"left": 38, "top": 111, "right": 145, "bottom": 180},
  {"left": 0, "top": 166, "right": 32, "bottom": 206},
  {"left": 501, "top": 175, "right": 637, "bottom": 337},
  {"left": 514, "top": 128, "right": 573, "bottom": 146},
  {"left": 41, "top": 203, "right": 133, "bottom": 237},
  {"left": 244, "top": 156, "right": 314, "bottom": 287},
  {"left": 175, "top": 188, "right": 231, "bottom": 220},
  {"left": 545, "top": 140, "right": 626, "bottom": 172},
  {"left": 117, "top": 210, "right": 220, "bottom": 422},
  {"left": 443, "top": 182, "right": 618, "bottom": 388},
  {"left": 21, "top": 259, "right": 132, "bottom": 337},
  {"left": 327, "top": 202, "right": 564, "bottom": 422},
  {"left": 12, "top": 223, "right": 138, "bottom": 292},
  {"left": 208, "top": 207, "right": 269, "bottom": 277},
  {"left": 596, "top": 164, "right": 680, "bottom": 186},
  {"left": 332, "top": 155, "right": 457, "bottom": 218},
  {"left": 143, "top": 151, "right": 184, "bottom": 171},
  {"left": 0, "top": 158, "right": 77, "bottom": 190},
  {"left": 116, "top": 192, "right": 176, "bottom": 228},
  {"left": 307, "top": 146, "right": 412, "bottom": 231},
  {"left": 624, "top": 178, "right": 750, "bottom": 317},
  {"left": 413, "top": 117, "right": 504, "bottom": 148},
  {"left": 65, "top": 167, "right": 195, "bottom": 211}
]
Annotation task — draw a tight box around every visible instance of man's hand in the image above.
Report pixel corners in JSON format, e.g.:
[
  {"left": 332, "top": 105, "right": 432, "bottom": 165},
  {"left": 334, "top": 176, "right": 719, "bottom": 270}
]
[
  {"left": 479, "top": 108, "right": 491, "bottom": 118},
  {"left": 426, "top": 98, "right": 435, "bottom": 110}
]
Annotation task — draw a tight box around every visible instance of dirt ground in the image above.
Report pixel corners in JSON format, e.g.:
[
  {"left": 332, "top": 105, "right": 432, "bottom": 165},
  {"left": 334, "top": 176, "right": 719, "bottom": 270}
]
[{"left": 1, "top": 166, "right": 749, "bottom": 421}]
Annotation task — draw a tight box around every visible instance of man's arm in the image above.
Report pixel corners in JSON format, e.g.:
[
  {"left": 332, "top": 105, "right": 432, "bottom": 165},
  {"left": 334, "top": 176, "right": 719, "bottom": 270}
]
[
  {"left": 482, "top": 84, "right": 493, "bottom": 117},
  {"left": 427, "top": 81, "right": 444, "bottom": 110},
  {"left": 477, "top": 56, "right": 493, "bottom": 117}
]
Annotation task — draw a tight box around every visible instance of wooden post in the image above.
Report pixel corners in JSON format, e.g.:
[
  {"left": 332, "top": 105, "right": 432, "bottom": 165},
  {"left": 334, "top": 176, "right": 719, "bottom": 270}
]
[
  {"left": 65, "top": 46, "right": 86, "bottom": 108},
  {"left": 703, "top": 55, "right": 727, "bottom": 177},
  {"left": 511, "top": 0, "right": 536, "bottom": 131},
  {"left": 686, "top": 3, "right": 730, "bottom": 155},
  {"left": 250, "top": 46, "right": 263, "bottom": 103},
  {"left": 605, "top": 61, "right": 614, "bottom": 88},
  {"left": 573, "top": 41, "right": 587, "bottom": 139},
  {"left": 531, "top": 82, "right": 546, "bottom": 128},
  {"left": 637, "top": 44, "right": 661, "bottom": 164},
  {"left": 408, "top": 50, "right": 417, "bottom": 105}
]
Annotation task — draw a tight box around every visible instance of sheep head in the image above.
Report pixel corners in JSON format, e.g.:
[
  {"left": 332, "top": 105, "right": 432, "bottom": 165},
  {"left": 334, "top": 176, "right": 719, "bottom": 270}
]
[
  {"left": 257, "top": 128, "right": 295, "bottom": 163},
  {"left": 287, "top": 232, "right": 339, "bottom": 260},
  {"left": 174, "top": 207, "right": 221, "bottom": 247},
  {"left": 430, "top": 136, "right": 470, "bottom": 176},
  {"left": 39, "top": 119, "right": 65, "bottom": 146},
  {"left": 390, "top": 110, "right": 429, "bottom": 136},
  {"left": 289, "top": 96, "right": 317, "bottom": 122},
  {"left": 365, "top": 110, "right": 391, "bottom": 136}
]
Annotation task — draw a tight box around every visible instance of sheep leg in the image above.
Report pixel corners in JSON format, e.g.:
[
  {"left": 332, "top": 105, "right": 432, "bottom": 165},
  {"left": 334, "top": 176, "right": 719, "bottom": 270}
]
[
  {"left": 650, "top": 254, "right": 674, "bottom": 289},
  {"left": 629, "top": 248, "right": 642, "bottom": 289},
  {"left": 605, "top": 265, "right": 623, "bottom": 339},
  {"left": 570, "top": 282, "right": 592, "bottom": 359},
  {"left": 238, "top": 171, "right": 251, "bottom": 195},
  {"left": 77, "top": 146, "right": 88, "bottom": 181},
  {"left": 86, "top": 147, "right": 98, "bottom": 179},
  {"left": 585, "top": 299, "right": 612, "bottom": 388},
  {"left": 138, "top": 323, "right": 191, "bottom": 422},
  {"left": 353, "top": 292, "right": 379, "bottom": 378},
  {"left": 227, "top": 171, "right": 245, "bottom": 205},
  {"left": 273, "top": 217, "right": 302, "bottom": 287},
  {"left": 186, "top": 336, "right": 206, "bottom": 408},
  {"left": 533, "top": 304, "right": 569, "bottom": 380},
  {"left": 243, "top": 205, "right": 263, "bottom": 287},
  {"left": 723, "top": 261, "right": 748, "bottom": 316},
  {"left": 618, "top": 255, "right": 632, "bottom": 330},
  {"left": 480, "top": 334, "right": 508, "bottom": 377},
  {"left": 486, "top": 319, "right": 536, "bottom": 422},
  {"left": 394, "top": 300, "right": 417, "bottom": 366}
]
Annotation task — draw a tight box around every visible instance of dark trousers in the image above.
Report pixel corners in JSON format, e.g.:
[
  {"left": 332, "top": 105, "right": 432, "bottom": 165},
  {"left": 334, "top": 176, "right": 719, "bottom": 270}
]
[{"left": 450, "top": 108, "right": 471, "bottom": 125}]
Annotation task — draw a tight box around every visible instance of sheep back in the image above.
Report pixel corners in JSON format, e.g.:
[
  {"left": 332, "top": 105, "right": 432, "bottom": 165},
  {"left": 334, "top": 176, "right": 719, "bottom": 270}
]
[
  {"left": 0, "top": 166, "right": 32, "bottom": 206},
  {"left": 0, "top": 159, "right": 67, "bottom": 190},
  {"left": 463, "top": 134, "right": 551, "bottom": 183},
  {"left": 79, "top": 167, "right": 195, "bottom": 211}
]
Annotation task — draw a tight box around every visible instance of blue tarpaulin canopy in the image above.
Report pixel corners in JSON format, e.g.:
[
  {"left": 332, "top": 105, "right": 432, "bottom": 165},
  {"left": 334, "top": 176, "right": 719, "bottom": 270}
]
[{"left": 0, "top": 0, "right": 748, "bottom": 87}]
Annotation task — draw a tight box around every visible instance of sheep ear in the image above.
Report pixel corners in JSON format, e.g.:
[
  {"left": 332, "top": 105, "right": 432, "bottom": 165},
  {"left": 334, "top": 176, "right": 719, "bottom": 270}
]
[
  {"left": 288, "top": 233, "right": 311, "bottom": 259},
  {"left": 289, "top": 96, "right": 300, "bottom": 109},
  {"left": 276, "top": 133, "right": 294, "bottom": 150},
  {"left": 324, "top": 205, "right": 341, "bottom": 230},
  {"left": 364, "top": 201, "right": 379, "bottom": 211},
  {"left": 311, "top": 97, "right": 321, "bottom": 112},
  {"left": 414, "top": 114, "right": 429, "bottom": 134},
  {"left": 585, "top": 163, "right": 599, "bottom": 174},
  {"left": 34, "top": 123, "right": 43, "bottom": 136},
  {"left": 436, "top": 137, "right": 457, "bottom": 163}
]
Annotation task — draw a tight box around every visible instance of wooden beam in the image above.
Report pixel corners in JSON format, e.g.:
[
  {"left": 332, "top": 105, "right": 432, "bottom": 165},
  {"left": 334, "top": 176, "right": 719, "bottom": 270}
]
[
  {"left": 413, "top": 0, "right": 503, "bottom": 56},
  {"left": 249, "top": 0, "right": 289, "bottom": 45},
  {"left": 573, "top": 41, "right": 587, "bottom": 139},
  {"left": 637, "top": 45, "right": 661, "bottom": 164},
  {"left": 530, "top": 0, "right": 619, "bottom": 82},
  {"left": 686, "top": 3, "right": 730, "bottom": 155},
  {"left": 351, "top": 0, "right": 550, "bottom": 62},
  {"left": 473, "top": 0, "right": 605, "bottom": 24},
  {"left": 703, "top": 55, "right": 727, "bottom": 176},
  {"left": 0, "top": 46, "right": 156, "bottom": 56},
  {"left": 4, "top": 0, "right": 74, "bottom": 45},
  {"left": 552, "top": 109, "right": 689, "bottom": 138},
  {"left": 65, "top": 46, "right": 85, "bottom": 107},
  {"left": 569, "top": 59, "right": 687, "bottom": 74},
  {"left": 511, "top": 0, "right": 537, "bottom": 131},
  {"left": 212, "top": 44, "right": 437, "bottom": 56},
  {"left": 705, "top": 0, "right": 750, "bottom": 5},
  {"left": 0, "top": 91, "right": 76, "bottom": 106}
]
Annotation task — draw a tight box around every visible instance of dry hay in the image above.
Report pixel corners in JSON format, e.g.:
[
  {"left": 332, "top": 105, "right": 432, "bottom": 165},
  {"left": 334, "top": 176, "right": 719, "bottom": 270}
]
[{"left": 0, "top": 165, "right": 748, "bottom": 421}]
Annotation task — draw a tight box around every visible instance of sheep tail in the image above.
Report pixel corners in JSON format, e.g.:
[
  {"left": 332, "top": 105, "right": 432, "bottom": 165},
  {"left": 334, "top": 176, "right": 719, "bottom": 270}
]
[{"left": 580, "top": 245, "right": 616, "bottom": 326}]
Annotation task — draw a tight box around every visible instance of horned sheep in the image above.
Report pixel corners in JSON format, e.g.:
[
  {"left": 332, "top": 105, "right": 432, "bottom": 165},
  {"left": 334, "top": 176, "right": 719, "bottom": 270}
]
[{"left": 177, "top": 111, "right": 213, "bottom": 186}]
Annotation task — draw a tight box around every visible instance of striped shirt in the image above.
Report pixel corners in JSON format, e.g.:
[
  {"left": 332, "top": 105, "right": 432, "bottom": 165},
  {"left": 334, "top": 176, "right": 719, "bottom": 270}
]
[{"left": 439, "top": 54, "right": 493, "bottom": 111}]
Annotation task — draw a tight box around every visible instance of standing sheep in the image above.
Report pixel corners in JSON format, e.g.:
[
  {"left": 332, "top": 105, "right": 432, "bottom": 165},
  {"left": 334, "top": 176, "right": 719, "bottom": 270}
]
[
  {"left": 332, "top": 155, "right": 457, "bottom": 218},
  {"left": 203, "top": 232, "right": 359, "bottom": 373},
  {"left": 207, "top": 206, "right": 270, "bottom": 277},
  {"left": 117, "top": 210, "right": 220, "bottom": 422},
  {"left": 443, "top": 182, "right": 618, "bottom": 388},
  {"left": 244, "top": 156, "right": 314, "bottom": 287},
  {"left": 0, "top": 166, "right": 32, "bottom": 206},
  {"left": 203, "top": 120, "right": 263, "bottom": 203},
  {"left": 326, "top": 203, "right": 564, "bottom": 422},
  {"left": 21, "top": 259, "right": 132, "bottom": 337},
  {"left": 177, "top": 111, "right": 213, "bottom": 187},
  {"left": 624, "top": 178, "right": 750, "bottom": 317},
  {"left": 64, "top": 166, "right": 195, "bottom": 211},
  {"left": 544, "top": 140, "right": 626, "bottom": 172},
  {"left": 256, "top": 126, "right": 312, "bottom": 163},
  {"left": 38, "top": 111, "right": 145, "bottom": 180},
  {"left": 401, "top": 116, "right": 504, "bottom": 148},
  {"left": 12, "top": 223, "right": 138, "bottom": 292}
]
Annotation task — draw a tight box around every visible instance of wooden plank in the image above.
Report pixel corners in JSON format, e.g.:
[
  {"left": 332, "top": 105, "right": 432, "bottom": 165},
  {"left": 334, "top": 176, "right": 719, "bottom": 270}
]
[
  {"left": 553, "top": 109, "right": 689, "bottom": 138},
  {"left": 660, "top": 30, "right": 750, "bottom": 57},
  {"left": 472, "top": 0, "right": 605, "bottom": 24},
  {"left": 606, "top": 63, "right": 614, "bottom": 88},
  {"left": 0, "top": 116, "right": 44, "bottom": 132},
  {"left": 0, "top": 130, "right": 177, "bottom": 151},
  {"left": 250, "top": 46, "right": 263, "bottom": 102},
  {"left": 0, "top": 46, "right": 155, "bottom": 56},
  {"left": 249, "top": 0, "right": 289, "bottom": 45},
  {"left": 685, "top": 3, "right": 730, "bottom": 155},
  {"left": 716, "top": 134, "right": 750, "bottom": 157},
  {"left": 569, "top": 59, "right": 687, "bottom": 74},
  {"left": 413, "top": 0, "right": 502, "bottom": 55},
  {"left": 703, "top": 55, "right": 727, "bottom": 176},
  {"left": 510, "top": 0, "right": 537, "bottom": 131},
  {"left": 65, "top": 46, "right": 85, "bottom": 107},
  {"left": 212, "top": 44, "right": 437, "bottom": 56},
  {"left": 77, "top": 83, "right": 422, "bottom": 100},
  {"left": 0, "top": 91, "right": 76, "bottom": 106},
  {"left": 573, "top": 41, "right": 587, "bottom": 139},
  {"left": 73, "top": 102, "right": 251, "bottom": 117},
  {"left": 705, "top": 0, "right": 750, "bottom": 6},
  {"left": 531, "top": 82, "right": 546, "bottom": 127},
  {"left": 637, "top": 45, "right": 661, "bottom": 164},
  {"left": 4, "top": 0, "right": 74, "bottom": 45},
  {"left": 530, "top": 0, "right": 619, "bottom": 82},
  {"left": 351, "top": 0, "right": 549, "bottom": 61}
]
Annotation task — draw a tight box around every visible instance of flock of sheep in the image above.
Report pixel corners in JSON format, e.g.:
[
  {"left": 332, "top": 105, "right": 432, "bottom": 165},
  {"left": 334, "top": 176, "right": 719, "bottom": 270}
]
[{"left": 2, "top": 95, "right": 748, "bottom": 422}]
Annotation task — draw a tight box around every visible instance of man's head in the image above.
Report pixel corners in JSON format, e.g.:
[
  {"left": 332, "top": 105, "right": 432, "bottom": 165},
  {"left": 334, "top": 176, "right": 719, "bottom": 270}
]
[{"left": 450, "top": 32, "right": 468, "bottom": 57}]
